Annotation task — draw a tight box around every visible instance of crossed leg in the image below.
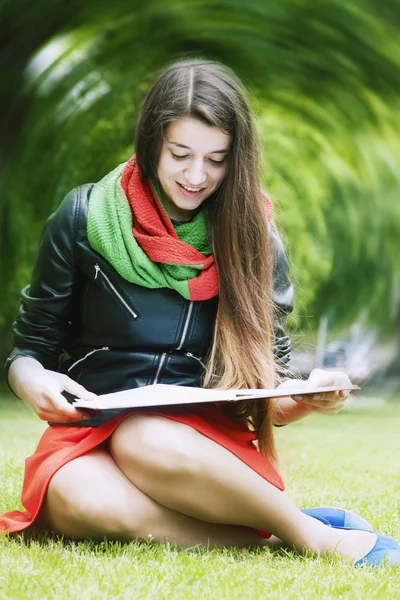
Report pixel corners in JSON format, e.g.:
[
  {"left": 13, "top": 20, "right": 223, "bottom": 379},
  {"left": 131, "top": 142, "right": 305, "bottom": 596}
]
[
  {"left": 42, "top": 415, "right": 377, "bottom": 562},
  {"left": 41, "top": 447, "right": 266, "bottom": 547}
]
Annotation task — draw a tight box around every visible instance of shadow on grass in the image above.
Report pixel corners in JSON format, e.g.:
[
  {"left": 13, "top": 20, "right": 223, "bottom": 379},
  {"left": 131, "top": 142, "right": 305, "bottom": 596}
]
[{"left": 7, "top": 528, "right": 307, "bottom": 562}]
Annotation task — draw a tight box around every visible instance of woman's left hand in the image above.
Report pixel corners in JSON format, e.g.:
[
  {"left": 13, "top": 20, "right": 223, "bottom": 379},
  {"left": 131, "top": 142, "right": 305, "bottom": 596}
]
[{"left": 277, "top": 368, "right": 353, "bottom": 416}]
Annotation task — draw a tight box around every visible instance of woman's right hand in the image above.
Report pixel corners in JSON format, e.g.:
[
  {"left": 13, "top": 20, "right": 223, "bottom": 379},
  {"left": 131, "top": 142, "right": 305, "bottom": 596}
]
[{"left": 8, "top": 357, "right": 97, "bottom": 423}]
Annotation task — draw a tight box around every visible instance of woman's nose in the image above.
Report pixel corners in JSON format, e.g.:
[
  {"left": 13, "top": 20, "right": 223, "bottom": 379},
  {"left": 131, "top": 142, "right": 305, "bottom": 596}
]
[{"left": 185, "top": 162, "right": 206, "bottom": 186}]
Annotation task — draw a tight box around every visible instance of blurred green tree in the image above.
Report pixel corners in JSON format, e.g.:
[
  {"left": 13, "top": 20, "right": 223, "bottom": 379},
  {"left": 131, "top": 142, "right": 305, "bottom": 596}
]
[{"left": 1, "top": 0, "right": 399, "bottom": 367}]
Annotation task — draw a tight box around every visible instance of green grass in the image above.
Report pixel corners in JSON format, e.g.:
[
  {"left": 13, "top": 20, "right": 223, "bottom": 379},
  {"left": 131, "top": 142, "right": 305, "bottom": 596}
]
[{"left": 1, "top": 394, "right": 400, "bottom": 600}]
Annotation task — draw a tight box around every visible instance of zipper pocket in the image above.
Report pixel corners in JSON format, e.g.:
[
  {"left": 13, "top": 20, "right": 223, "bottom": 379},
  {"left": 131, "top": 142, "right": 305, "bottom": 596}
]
[
  {"left": 185, "top": 352, "right": 207, "bottom": 370},
  {"left": 94, "top": 263, "right": 138, "bottom": 319},
  {"left": 68, "top": 346, "right": 110, "bottom": 373}
]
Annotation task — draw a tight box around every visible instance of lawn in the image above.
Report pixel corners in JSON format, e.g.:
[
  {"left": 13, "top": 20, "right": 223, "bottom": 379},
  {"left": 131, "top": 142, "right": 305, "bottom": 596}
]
[{"left": 0, "top": 392, "right": 399, "bottom": 600}]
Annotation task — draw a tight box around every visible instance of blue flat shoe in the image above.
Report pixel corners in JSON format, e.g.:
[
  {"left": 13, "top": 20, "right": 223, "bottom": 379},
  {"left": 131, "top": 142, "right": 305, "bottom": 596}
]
[
  {"left": 354, "top": 534, "right": 400, "bottom": 567},
  {"left": 301, "top": 506, "right": 373, "bottom": 531}
]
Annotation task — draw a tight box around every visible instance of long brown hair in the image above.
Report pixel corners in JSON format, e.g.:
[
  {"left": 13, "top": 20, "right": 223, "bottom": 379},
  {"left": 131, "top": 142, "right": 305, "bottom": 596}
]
[{"left": 135, "top": 59, "right": 278, "bottom": 464}]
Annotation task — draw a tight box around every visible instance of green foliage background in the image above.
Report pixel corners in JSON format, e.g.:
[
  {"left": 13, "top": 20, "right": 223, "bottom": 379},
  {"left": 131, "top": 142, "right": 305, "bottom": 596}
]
[{"left": 1, "top": 0, "right": 400, "bottom": 364}]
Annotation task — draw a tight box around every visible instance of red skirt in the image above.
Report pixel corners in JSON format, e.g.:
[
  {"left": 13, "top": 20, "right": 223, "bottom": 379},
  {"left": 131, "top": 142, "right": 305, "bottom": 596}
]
[{"left": 0, "top": 405, "right": 284, "bottom": 537}]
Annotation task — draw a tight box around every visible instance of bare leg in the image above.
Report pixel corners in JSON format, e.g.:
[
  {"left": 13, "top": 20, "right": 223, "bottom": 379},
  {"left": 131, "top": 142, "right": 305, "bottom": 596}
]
[
  {"left": 41, "top": 448, "right": 269, "bottom": 547},
  {"left": 109, "top": 415, "right": 377, "bottom": 562}
]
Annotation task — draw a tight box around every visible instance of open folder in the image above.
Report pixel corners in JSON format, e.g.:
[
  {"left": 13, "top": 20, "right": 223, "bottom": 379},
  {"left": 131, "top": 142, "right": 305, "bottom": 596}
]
[{"left": 72, "top": 383, "right": 360, "bottom": 411}]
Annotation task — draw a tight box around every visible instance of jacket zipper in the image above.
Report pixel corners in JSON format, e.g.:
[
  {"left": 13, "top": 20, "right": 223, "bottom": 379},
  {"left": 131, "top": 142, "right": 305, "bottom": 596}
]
[
  {"left": 67, "top": 346, "right": 110, "bottom": 372},
  {"left": 176, "top": 301, "right": 194, "bottom": 350},
  {"left": 153, "top": 301, "right": 194, "bottom": 384},
  {"left": 94, "top": 264, "right": 138, "bottom": 319},
  {"left": 153, "top": 352, "right": 167, "bottom": 385}
]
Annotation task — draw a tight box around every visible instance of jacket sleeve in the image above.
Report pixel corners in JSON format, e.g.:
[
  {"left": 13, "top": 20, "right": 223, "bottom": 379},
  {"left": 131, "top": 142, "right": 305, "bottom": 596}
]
[
  {"left": 4, "top": 186, "right": 86, "bottom": 381},
  {"left": 269, "top": 225, "right": 294, "bottom": 372}
]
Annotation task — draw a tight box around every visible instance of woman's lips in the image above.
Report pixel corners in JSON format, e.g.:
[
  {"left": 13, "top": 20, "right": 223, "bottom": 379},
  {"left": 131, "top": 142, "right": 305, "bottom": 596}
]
[{"left": 176, "top": 181, "right": 206, "bottom": 198}]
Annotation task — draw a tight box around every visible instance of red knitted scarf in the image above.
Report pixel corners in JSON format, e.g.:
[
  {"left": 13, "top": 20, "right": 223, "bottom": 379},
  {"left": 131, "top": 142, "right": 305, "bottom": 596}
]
[{"left": 118, "top": 156, "right": 273, "bottom": 300}]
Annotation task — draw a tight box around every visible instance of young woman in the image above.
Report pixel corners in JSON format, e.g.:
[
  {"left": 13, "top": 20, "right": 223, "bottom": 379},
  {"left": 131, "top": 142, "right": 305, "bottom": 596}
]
[{"left": 1, "top": 59, "right": 399, "bottom": 567}]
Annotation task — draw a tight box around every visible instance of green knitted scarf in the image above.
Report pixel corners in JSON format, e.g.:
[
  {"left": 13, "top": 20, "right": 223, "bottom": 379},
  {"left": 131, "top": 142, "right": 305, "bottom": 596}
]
[{"left": 87, "top": 157, "right": 218, "bottom": 301}]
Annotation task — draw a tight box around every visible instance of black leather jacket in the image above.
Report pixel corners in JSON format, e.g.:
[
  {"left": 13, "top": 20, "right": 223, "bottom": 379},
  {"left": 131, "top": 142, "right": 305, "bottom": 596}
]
[{"left": 5, "top": 185, "right": 293, "bottom": 424}]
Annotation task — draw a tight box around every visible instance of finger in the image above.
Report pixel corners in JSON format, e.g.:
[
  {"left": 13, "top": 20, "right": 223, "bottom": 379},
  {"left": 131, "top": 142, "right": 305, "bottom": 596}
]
[
  {"left": 292, "top": 392, "right": 333, "bottom": 403},
  {"left": 44, "top": 392, "right": 93, "bottom": 421},
  {"left": 313, "top": 407, "right": 340, "bottom": 416},
  {"left": 28, "top": 376, "right": 92, "bottom": 422},
  {"left": 37, "top": 410, "right": 91, "bottom": 423},
  {"left": 292, "top": 395, "right": 346, "bottom": 411},
  {"left": 60, "top": 376, "right": 97, "bottom": 400},
  {"left": 294, "top": 390, "right": 348, "bottom": 403},
  {"left": 308, "top": 369, "right": 353, "bottom": 388},
  {"left": 313, "top": 399, "right": 346, "bottom": 414},
  {"left": 312, "top": 391, "right": 350, "bottom": 405},
  {"left": 36, "top": 404, "right": 88, "bottom": 422}
]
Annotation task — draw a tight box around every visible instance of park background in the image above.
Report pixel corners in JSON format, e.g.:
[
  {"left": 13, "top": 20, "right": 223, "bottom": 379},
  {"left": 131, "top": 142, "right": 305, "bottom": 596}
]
[
  {"left": 1, "top": 0, "right": 400, "bottom": 386},
  {"left": 0, "top": 1, "right": 400, "bottom": 598}
]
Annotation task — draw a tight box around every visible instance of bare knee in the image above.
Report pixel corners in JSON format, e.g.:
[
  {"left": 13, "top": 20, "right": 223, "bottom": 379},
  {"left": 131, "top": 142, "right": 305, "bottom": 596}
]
[
  {"left": 109, "top": 415, "right": 201, "bottom": 478},
  {"left": 42, "top": 450, "right": 142, "bottom": 539}
]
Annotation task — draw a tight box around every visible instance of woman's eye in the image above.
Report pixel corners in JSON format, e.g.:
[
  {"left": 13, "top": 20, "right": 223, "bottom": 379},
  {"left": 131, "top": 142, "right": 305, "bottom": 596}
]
[{"left": 171, "top": 152, "right": 225, "bottom": 166}]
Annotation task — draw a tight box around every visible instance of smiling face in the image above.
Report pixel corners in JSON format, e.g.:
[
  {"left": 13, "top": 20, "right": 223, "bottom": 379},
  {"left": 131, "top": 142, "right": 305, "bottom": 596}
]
[{"left": 156, "top": 117, "right": 231, "bottom": 221}]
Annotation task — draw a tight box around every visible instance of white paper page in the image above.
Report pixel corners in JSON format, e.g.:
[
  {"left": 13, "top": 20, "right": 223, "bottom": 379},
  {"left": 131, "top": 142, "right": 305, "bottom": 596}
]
[{"left": 73, "top": 383, "right": 359, "bottom": 410}]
